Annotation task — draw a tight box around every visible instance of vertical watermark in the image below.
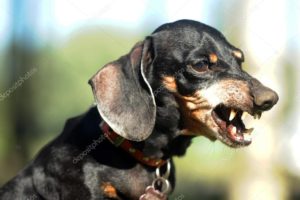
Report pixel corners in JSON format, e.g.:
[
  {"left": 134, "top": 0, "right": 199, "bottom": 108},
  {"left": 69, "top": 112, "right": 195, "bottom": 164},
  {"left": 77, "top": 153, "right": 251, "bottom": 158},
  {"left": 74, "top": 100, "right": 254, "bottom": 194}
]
[{"left": 0, "top": 67, "right": 38, "bottom": 101}]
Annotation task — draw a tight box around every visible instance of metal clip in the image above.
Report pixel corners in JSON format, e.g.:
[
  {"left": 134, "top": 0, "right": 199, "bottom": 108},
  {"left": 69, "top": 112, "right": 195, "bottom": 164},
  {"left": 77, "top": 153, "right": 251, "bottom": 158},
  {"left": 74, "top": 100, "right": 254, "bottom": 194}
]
[
  {"left": 153, "top": 159, "right": 171, "bottom": 195},
  {"left": 152, "top": 177, "right": 171, "bottom": 195},
  {"left": 155, "top": 159, "right": 171, "bottom": 179}
]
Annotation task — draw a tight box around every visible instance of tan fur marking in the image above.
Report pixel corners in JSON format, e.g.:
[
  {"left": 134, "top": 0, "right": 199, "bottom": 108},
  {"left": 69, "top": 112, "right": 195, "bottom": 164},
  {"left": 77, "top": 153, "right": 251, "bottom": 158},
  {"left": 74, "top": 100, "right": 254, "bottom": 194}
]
[
  {"left": 232, "top": 50, "right": 243, "bottom": 60},
  {"left": 209, "top": 53, "right": 218, "bottom": 63},
  {"left": 174, "top": 79, "right": 252, "bottom": 140},
  {"left": 175, "top": 91, "right": 217, "bottom": 138},
  {"left": 101, "top": 182, "right": 119, "bottom": 199},
  {"left": 162, "top": 76, "right": 177, "bottom": 92}
]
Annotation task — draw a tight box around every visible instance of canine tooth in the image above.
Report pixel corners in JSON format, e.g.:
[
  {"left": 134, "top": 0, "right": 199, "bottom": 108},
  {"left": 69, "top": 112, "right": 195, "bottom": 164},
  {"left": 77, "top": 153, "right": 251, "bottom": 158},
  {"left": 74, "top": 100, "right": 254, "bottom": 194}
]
[
  {"left": 229, "top": 110, "right": 237, "bottom": 121},
  {"left": 241, "top": 112, "right": 246, "bottom": 120},
  {"left": 258, "top": 112, "right": 262, "bottom": 119},
  {"left": 246, "top": 128, "right": 254, "bottom": 134},
  {"left": 232, "top": 126, "right": 237, "bottom": 134},
  {"left": 254, "top": 113, "right": 262, "bottom": 120}
]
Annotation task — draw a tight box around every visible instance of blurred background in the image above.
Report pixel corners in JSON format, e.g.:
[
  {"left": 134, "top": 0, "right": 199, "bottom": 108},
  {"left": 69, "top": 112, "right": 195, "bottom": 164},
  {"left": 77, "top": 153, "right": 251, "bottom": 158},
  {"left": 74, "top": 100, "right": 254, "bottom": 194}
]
[{"left": 0, "top": 0, "right": 299, "bottom": 199}]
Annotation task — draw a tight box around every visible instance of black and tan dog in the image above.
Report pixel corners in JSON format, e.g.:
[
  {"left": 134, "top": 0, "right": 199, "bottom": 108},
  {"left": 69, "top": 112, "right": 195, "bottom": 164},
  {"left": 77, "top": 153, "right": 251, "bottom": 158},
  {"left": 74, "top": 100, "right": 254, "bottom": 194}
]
[{"left": 0, "top": 19, "right": 278, "bottom": 200}]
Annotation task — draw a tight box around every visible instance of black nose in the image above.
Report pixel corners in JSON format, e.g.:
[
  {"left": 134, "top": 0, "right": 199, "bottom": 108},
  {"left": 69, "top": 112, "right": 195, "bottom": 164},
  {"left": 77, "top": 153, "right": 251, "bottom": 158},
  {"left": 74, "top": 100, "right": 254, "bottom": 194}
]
[{"left": 253, "top": 87, "right": 279, "bottom": 111}]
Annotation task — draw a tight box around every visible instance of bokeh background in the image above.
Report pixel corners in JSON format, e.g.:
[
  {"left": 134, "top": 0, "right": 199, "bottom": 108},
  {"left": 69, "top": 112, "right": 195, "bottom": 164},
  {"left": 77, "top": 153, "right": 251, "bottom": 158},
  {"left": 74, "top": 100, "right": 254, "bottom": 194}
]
[{"left": 0, "top": 0, "right": 299, "bottom": 199}]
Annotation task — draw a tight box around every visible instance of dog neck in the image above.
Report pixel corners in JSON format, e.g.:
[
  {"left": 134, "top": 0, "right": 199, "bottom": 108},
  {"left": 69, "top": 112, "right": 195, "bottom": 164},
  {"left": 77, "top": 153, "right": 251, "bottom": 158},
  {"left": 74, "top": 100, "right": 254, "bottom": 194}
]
[
  {"left": 64, "top": 101, "right": 192, "bottom": 168},
  {"left": 131, "top": 92, "right": 194, "bottom": 160},
  {"left": 100, "top": 121, "right": 168, "bottom": 167},
  {"left": 99, "top": 91, "right": 193, "bottom": 164}
]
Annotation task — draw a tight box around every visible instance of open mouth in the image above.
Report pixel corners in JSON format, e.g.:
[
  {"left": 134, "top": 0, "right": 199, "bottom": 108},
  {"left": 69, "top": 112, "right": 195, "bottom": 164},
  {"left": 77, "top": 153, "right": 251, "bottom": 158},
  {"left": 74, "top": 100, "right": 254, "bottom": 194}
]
[{"left": 212, "top": 104, "right": 261, "bottom": 146}]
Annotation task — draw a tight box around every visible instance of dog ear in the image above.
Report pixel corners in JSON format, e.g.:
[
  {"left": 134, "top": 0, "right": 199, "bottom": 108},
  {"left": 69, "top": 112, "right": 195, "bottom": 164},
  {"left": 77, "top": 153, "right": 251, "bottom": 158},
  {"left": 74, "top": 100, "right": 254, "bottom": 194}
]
[{"left": 89, "top": 38, "right": 156, "bottom": 141}]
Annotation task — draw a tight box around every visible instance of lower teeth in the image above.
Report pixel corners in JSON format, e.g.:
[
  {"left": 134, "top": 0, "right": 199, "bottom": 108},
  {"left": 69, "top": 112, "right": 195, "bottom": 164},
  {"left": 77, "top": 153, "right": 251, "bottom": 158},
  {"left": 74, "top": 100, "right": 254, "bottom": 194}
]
[
  {"left": 244, "top": 134, "right": 252, "bottom": 142},
  {"left": 227, "top": 125, "right": 252, "bottom": 142}
]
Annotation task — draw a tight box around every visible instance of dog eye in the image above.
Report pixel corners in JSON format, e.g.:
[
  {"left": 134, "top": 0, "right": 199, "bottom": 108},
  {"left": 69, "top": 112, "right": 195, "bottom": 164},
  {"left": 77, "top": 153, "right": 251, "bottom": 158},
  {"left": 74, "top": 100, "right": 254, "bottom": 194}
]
[{"left": 191, "top": 59, "right": 209, "bottom": 73}]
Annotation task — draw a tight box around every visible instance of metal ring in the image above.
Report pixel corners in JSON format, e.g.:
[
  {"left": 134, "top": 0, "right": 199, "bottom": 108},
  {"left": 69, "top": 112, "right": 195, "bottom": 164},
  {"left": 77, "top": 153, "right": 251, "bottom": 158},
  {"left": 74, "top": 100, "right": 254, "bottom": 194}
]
[
  {"left": 156, "top": 159, "right": 171, "bottom": 178},
  {"left": 152, "top": 177, "right": 171, "bottom": 195}
]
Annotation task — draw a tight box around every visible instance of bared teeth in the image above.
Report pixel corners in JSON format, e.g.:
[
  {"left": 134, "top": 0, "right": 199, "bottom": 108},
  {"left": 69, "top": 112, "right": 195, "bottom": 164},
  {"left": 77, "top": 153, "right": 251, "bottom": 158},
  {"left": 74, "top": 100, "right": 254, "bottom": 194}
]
[
  {"left": 241, "top": 112, "right": 246, "bottom": 120},
  {"left": 258, "top": 112, "right": 262, "bottom": 119},
  {"left": 241, "top": 111, "right": 254, "bottom": 121},
  {"left": 254, "top": 113, "right": 258, "bottom": 119},
  {"left": 243, "top": 134, "right": 252, "bottom": 142},
  {"left": 253, "top": 113, "right": 262, "bottom": 120},
  {"left": 229, "top": 109, "right": 237, "bottom": 121},
  {"left": 232, "top": 126, "right": 237, "bottom": 134}
]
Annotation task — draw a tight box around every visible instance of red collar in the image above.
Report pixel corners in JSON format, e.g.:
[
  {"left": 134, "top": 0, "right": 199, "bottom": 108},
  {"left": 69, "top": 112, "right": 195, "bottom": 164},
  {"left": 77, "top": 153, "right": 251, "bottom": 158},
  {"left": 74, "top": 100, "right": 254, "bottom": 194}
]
[{"left": 100, "top": 122, "right": 167, "bottom": 168}]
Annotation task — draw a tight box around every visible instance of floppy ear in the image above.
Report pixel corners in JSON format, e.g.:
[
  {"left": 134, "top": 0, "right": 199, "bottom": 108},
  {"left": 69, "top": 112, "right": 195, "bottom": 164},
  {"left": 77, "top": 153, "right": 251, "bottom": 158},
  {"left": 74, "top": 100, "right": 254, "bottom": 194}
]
[{"left": 89, "top": 38, "right": 156, "bottom": 141}]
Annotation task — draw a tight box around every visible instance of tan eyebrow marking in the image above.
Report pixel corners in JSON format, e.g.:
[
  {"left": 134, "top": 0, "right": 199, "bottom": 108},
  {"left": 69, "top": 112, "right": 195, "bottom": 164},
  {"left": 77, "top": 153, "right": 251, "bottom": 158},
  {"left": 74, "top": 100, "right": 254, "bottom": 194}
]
[
  {"left": 232, "top": 50, "right": 244, "bottom": 61},
  {"left": 209, "top": 53, "right": 218, "bottom": 63},
  {"left": 101, "top": 182, "right": 119, "bottom": 198},
  {"left": 162, "top": 76, "right": 177, "bottom": 92}
]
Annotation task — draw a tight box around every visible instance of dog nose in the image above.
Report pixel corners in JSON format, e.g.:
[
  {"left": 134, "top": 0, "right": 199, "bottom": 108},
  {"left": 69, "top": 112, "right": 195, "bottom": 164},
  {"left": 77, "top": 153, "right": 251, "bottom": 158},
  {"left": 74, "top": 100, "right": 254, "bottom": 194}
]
[{"left": 253, "top": 87, "right": 279, "bottom": 111}]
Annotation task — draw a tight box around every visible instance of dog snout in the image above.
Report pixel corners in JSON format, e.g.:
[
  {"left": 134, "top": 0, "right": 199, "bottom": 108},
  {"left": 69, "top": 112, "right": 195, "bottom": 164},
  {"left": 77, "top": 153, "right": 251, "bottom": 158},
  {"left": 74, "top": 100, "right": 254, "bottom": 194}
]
[{"left": 251, "top": 82, "right": 279, "bottom": 111}]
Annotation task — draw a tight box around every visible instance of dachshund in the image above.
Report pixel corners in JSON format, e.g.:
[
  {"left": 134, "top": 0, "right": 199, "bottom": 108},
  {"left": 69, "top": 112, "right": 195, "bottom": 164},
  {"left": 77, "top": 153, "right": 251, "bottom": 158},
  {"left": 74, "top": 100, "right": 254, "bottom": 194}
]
[{"left": 0, "top": 19, "right": 278, "bottom": 200}]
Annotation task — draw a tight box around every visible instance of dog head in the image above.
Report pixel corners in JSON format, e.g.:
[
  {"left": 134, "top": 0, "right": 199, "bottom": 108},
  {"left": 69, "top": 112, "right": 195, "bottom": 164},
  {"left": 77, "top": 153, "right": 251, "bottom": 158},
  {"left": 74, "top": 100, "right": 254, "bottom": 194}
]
[{"left": 89, "top": 19, "right": 278, "bottom": 148}]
